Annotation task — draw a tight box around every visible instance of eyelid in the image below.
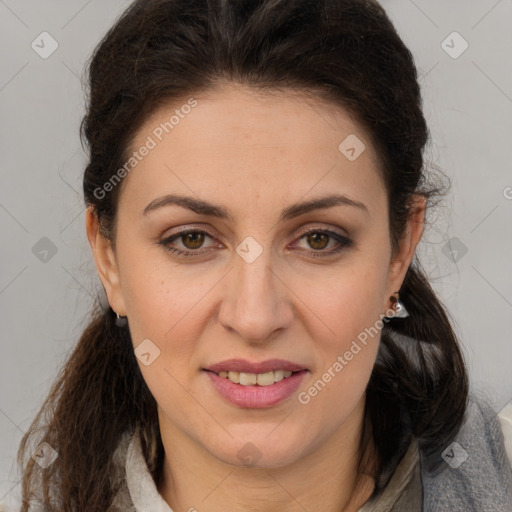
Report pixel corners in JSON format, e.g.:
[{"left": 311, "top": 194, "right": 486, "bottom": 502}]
[
  {"left": 293, "top": 223, "right": 348, "bottom": 238},
  {"left": 159, "top": 224, "right": 219, "bottom": 241}
]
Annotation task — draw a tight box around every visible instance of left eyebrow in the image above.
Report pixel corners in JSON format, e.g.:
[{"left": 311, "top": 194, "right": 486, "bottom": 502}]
[
  {"left": 280, "top": 194, "right": 369, "bottom": 220},
  {"left": 141, "top": 193, "right": 369, "bottom": 221}
]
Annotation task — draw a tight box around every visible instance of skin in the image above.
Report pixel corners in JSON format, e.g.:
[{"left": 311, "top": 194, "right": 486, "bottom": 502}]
[{"left": 86, "top": 82, "right": 426, "bottom": 512}]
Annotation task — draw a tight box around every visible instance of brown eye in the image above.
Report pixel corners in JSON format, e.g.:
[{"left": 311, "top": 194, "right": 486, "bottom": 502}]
[
  {"left": 159, "top": 229, "right": 216, "bottom": 256},
  {"left": 293, "top": 229, "right": 353, "bottom": 257},
  {"left": 306, "top": 232, "right": 330, "bottom": 250},
  {"left": 181, "top": 232, "right": 206, "bottom": 249}
]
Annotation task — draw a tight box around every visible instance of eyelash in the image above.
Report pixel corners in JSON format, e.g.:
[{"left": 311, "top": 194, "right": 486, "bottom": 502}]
[{"left": 158, "top": 227, "right": 353, "bottom": 258}]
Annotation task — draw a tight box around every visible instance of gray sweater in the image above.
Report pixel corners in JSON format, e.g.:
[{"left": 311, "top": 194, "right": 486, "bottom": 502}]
[
  {"left": 360, "top": 397, "right": 512, "bottom": 511},
  {"left": 107, "top": 396, "right": 512, "bottom": 511}
]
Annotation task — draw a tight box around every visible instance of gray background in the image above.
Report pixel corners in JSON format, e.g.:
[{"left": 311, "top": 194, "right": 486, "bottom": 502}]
[{"left": 1, "top": 0, "right": 511, "bottom": 509}]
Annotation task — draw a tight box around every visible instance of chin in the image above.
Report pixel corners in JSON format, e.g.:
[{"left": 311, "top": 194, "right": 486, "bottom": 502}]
[{"left": 208, "top": 435, "right": 303, "bottom": 469}]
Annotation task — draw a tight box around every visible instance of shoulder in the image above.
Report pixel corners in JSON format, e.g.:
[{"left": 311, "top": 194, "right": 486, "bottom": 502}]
[
  {"left": 464, "top": 396, "right": 512, "bottom": 466},
  {"left": 420, "top": 395, "right": 512, "bottom": 511},
  {"left": 454, "top": 396, "right": 512, "bottom": 478}
]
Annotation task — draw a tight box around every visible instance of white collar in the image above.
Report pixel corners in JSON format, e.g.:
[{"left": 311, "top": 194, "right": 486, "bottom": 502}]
[{"left": 125, "top": 429, "right": 174, "bottom": 512}]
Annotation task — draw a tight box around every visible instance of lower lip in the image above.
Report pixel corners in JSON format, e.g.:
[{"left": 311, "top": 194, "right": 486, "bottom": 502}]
[{"left": 204, "top": 370, "right": 308, "bottom": 408}]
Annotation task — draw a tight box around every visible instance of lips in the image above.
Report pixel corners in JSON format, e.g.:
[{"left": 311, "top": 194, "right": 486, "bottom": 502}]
[
  {"left": 204, "top": 358, "right": 307, "bottom": 375},
  {"left": 205, "top": 368, "right": 308, "bottom": 408}
]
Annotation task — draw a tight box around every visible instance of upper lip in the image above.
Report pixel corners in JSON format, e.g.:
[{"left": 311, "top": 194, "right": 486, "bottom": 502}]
[{"left": 204, "top": 358, "right": 308, "bottom": 374}]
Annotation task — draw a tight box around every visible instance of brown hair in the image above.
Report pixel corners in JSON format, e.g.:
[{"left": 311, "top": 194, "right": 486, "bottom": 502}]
[{"left": 17, "top": 0, "right": 469, "bottom": 509}]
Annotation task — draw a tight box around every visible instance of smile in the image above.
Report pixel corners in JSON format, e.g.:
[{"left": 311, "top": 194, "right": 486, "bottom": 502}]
[
  {"left": 204, "top": 369, "right": 308, "bottom": 408},
  {"left": 217, "top": 369, "right": 295, "bottom": 386}
]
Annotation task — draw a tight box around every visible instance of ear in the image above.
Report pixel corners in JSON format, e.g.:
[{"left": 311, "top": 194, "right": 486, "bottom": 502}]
[
  {"left": 383, "top": 194, "right": 426, "bottom": 310},
  {"left": 85, "top": 206, "right": 126, "bottom": 316}
]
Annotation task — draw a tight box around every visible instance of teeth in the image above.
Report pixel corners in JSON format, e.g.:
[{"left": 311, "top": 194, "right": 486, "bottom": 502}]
[
  {"left": 218, "top": 369, "right": 294, "bottom": 386},
  {"left": 227, "top": 370, "right": 239, "bottom": 383},
  {"left": 240, "top": 372, "right": 257, "bottom": 385}
]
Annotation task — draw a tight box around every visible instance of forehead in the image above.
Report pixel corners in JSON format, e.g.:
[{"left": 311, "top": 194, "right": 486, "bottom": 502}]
[
  {"left": 120, "top": 83, "right": 385, "bottom": 216},
  {"left": 136, "top": 83, "right": 378, "bottom": 152}
]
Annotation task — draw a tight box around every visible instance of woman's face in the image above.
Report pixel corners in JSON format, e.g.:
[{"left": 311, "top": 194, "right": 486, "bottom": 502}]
[{"left": 88, "top": 83, "right": 423, "bottom": 468}]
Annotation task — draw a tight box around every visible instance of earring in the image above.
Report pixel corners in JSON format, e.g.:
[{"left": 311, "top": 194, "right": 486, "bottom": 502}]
[
  {"left": 114, "top": 309, "right": 128, "bottom": 327},
  {"left": 389, "top": 291, "right": 409, "bottom": 318}
]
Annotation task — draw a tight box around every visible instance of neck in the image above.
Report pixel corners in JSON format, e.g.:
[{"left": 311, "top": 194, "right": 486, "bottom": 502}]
[{"left": 156, "top": 397, "right": 376, "bottom": 512}]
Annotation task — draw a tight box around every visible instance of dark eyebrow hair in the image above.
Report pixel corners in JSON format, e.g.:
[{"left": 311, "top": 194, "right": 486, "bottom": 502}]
[{"left": 142, "top": 193, "right": 369, "bottom": 221}]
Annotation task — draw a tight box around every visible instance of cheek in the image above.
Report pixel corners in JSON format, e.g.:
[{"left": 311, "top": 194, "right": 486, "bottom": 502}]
[
  {"left": 119, "top": 259, "right": 210, "bottom": 410},
  {"left": 291, "top": 257, "right": 388, "bottom": 348},
  {"left": 288, "top": 258, "right": 388, "bottom": 404},
  {"left": 113, "top": 240, "right": 199, "bottom": 371}
]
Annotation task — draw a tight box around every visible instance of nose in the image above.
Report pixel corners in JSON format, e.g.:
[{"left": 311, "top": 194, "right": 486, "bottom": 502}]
[{"left": 218, "top": 244, "right": 294, "bottom": 344}]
